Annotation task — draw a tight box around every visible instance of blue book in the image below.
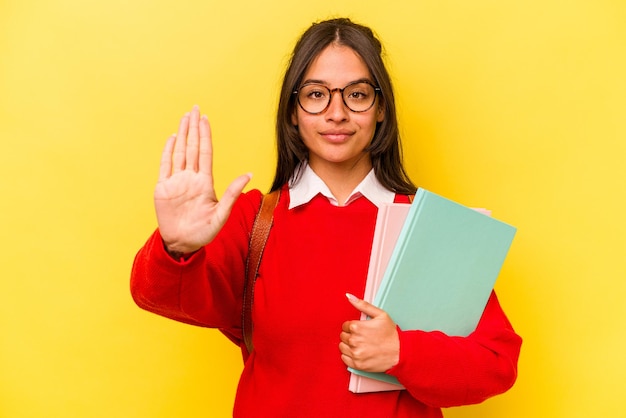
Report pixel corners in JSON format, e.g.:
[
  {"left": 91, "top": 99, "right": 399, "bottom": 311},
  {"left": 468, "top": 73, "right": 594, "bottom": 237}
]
[{"left": 349, "top": 189, "right": 517, "bottom": 387}]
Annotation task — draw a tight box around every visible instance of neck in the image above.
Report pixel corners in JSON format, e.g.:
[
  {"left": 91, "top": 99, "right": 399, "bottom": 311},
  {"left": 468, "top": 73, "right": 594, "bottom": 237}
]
[{"left": 308, "top": 155, "right": 372, "bottom": 205}]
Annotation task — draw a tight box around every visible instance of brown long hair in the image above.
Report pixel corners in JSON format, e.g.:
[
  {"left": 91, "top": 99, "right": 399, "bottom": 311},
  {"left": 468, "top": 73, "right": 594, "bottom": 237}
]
[{"left": 271, "top": 18, "right": 416, "bottom": 194}]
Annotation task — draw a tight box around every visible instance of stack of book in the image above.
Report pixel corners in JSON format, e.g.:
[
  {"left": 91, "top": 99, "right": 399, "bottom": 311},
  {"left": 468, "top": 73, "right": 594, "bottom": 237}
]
[{"left": 348, "top": 189, "right": 516, "bottom": 393}]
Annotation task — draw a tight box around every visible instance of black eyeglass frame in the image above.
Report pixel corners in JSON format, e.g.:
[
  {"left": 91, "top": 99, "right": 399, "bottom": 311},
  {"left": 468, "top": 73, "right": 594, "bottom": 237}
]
[{"left": 293, "top": 80, "right": 381, "bottom": 115}]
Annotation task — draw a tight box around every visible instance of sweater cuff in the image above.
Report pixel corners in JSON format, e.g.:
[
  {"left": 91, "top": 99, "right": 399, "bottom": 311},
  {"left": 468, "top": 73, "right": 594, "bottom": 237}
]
[
  {"left": 386, "top": 327, "right": 416, "bottom": 378},
  {"left": 149, "top": 229, "right": 206, "bottom": 270},
  {"left": 386, "top": 328, "right": 440, "bottom": 384}
]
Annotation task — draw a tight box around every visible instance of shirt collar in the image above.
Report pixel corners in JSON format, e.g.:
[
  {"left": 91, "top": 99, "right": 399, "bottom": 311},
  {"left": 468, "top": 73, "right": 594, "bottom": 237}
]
[{"left": 288, "top": 163, "right": 396, "bottom": 209}]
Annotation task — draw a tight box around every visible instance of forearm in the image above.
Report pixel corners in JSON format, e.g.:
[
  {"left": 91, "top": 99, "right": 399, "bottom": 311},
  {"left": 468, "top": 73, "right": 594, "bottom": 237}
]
[
  {"left": 130, "top": 230, "right": 205, "bottom": 325},
  {"left": 130, "top": 229, "right": 242, "bottom": 328},
  {"left": 388, "top": 292, "right": 522, "bottom": 407}
]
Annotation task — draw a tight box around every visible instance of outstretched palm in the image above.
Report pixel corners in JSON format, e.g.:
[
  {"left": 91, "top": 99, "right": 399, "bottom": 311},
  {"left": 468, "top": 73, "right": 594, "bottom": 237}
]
[{"left": 154, "top": 105, "right": 251, "bottom": 254}]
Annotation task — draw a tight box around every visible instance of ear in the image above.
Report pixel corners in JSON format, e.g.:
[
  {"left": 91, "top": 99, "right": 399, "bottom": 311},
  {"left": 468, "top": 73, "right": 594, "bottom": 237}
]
[
  {"left": 376, "top": 103, "right": 385, "bottom": 123},
  {"left": 291, "top": 108, "right": 299, "bottom": 126}
]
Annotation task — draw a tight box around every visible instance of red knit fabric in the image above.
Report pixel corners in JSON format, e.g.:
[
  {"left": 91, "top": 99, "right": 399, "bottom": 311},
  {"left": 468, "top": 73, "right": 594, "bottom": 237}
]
[{"left": 130, "top": 186, "right": 522, "bottom": 417}]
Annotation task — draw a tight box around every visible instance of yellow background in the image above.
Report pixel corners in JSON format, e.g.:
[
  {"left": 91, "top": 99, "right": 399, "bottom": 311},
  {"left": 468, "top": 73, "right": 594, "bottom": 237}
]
[{"left": 1, "top": 0, "right": 625, "bottom": 417}]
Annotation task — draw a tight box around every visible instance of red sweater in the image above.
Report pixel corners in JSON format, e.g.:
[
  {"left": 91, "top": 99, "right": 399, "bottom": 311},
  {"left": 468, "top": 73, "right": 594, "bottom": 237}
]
[{"left": 130, "top": 187, "right": 522, "bottom": 417}]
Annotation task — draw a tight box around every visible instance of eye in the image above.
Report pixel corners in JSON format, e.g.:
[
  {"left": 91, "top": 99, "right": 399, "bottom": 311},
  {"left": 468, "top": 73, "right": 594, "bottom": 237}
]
[
  {"left": 345, "top": 83, "right": 373, "bottom": 101},
  {"left": 301, "top": 85, "right": 328, "bottom": 101},
  {"left": 348, "top": 90, "right": 368, "bottom": 99},
  {"left": 308, "top": 90, "right": 326, "bottom": 99},
  {"left": 346, "top": 90, "right": 369, "bottom": 101}
]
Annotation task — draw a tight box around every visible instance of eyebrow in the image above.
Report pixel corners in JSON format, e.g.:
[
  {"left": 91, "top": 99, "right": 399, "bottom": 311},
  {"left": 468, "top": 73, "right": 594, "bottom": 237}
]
[{"left": 300, "top": 77, "right": 374, "bottom": 87}]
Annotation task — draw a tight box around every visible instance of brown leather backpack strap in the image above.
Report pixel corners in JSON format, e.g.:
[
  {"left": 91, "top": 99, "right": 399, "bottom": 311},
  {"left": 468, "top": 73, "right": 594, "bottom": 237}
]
[{"left": 243, "top": 189, "right": 281, "bottom": 356}]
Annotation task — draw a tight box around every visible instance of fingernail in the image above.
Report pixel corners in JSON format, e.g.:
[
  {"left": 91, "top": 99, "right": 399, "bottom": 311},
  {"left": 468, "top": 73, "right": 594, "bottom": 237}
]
[{"left": 346, "top": 293, "right": 358, "bottom": 302}]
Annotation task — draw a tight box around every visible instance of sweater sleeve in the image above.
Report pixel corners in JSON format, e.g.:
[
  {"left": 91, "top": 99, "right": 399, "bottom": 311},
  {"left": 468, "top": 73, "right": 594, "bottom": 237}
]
[
  {"left": 129, "top": 190, "right": 263, "bottom": 343},
  {"left": 386, "top": 291, "right": 522, "bottom": 408}
]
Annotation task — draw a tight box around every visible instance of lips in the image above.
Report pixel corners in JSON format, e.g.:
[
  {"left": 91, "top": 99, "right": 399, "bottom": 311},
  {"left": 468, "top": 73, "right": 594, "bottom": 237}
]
[{"left": 320, "top": 129, "right": 354, "bottom": 142}]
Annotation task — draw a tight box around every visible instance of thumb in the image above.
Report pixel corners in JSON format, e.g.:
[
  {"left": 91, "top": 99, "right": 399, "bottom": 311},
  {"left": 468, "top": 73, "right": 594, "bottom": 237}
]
[
  {"left": 219, "top": 173, "right": 252, "bottom": 208},
  {"left": 213, "top": 173, "right": 252, "bottom": 227},
  {"left": 346, "top": 293, "right": 385, "bottom": 318}
]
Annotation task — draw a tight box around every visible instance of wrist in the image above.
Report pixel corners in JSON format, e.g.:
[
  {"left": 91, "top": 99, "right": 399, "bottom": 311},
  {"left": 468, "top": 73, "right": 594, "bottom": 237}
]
[{"left": 163, "top": 241, "right": 200, "bottom": 260}]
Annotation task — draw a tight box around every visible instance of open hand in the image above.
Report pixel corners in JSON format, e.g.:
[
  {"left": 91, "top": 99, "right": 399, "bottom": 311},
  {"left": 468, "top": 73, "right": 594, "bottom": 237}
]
[{"left": 154, "top": 105, "right": 251, "bottom": 254}]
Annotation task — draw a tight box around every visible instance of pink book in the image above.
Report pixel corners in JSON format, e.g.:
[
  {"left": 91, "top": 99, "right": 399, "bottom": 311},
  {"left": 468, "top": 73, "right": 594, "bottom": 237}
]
[
  {"left": 349, "top": 203, "right": 410, "bottom": 393},
  {"left": 348, "top": 204, "right": 492, "bottom": 393}
]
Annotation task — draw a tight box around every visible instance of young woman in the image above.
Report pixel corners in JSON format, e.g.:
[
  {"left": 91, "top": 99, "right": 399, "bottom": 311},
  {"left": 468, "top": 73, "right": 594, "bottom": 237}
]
[{"left": 130, "top": 18, "right": 521, "bottom": 417}]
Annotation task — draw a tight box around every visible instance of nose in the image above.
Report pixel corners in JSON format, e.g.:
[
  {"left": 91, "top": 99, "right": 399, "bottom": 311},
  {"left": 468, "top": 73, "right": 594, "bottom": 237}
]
[{"left": 325, "top": 90, "right": 349, "bottom": 121}]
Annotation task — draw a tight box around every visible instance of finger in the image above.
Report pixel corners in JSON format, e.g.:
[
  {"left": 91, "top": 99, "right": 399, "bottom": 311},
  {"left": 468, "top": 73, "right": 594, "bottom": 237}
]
[
  {"left": 185, "top": 105, "right": 200, "bottom": 171},
  {"left": 222, "top": 173, "right": 252, "bottom": 200},
  {"left": 341, "top": 353, "right": 355, "bottom": 368},
  {"left": 339, "top": 331, "right": 351, "bottom": 345},
  {"left": 198, "top": 114, "right": 212, "bottom": 176},
  {"left": 158, "top": 135, "right": 176, "bottom": 182},
  {"left": 342, "top": 321, "right": 355, "bottom": 333},
  {"left": 338, "top": 341, "right": 352, "bottom": 357},
  {"left": 214, "top": 173, "right": 253, "bottom": 220},
  {"left": 346, "top": 293, "right": 386, "bottom": 319},
  {"left": 173, "top": 112, "right": 190, "bottom": 173}
]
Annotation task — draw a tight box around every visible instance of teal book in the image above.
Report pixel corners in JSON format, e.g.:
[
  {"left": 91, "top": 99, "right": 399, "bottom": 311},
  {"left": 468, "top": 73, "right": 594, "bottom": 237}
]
[{"left": 349, "top": 189, "right": 517, "bottom": 388}]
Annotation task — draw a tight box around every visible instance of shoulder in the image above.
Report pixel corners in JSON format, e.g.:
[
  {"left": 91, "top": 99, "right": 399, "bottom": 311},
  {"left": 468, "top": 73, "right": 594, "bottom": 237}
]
[
  {"left": 222, "top": 189, "right": 265, "bottom": 233},
  {"left": 237, "top": 188, "right": 264, "bottom": 212}
]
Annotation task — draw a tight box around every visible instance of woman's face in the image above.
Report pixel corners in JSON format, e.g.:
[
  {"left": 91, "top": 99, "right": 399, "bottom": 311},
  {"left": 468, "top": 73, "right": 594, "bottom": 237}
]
[{"left": 292, "top": 44, "right": 384, "bottom": 176}]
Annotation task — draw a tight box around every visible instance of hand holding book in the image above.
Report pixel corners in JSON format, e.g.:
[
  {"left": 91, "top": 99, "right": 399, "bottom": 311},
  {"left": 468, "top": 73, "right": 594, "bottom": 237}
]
[{"left": 339, "top": 293, "right": 400, "bottom": 374}]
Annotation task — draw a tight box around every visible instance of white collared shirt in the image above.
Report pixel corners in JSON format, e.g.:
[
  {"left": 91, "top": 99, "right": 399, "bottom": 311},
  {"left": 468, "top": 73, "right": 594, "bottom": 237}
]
[{"left": 288, "top": 163, "right": 396, "bottom": 209}]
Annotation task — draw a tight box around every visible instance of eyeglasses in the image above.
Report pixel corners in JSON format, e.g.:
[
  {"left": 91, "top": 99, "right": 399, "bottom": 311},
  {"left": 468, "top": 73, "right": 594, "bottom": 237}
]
[{"left": 294, "top": 81, "right": 381, "bottom": 114}]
